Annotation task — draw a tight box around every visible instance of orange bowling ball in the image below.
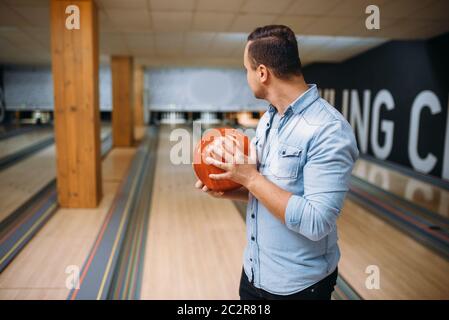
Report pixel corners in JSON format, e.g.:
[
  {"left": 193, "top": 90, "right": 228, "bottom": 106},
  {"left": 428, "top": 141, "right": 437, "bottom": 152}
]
[{"left": 193, "top": 127, "right": 250, "bottom": 192}]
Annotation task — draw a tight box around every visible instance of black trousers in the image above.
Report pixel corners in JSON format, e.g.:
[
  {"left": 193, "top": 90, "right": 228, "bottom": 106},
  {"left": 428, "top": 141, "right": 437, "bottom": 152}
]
[{"left": 239, "top": 267, "right": 338, "bottom": 300}]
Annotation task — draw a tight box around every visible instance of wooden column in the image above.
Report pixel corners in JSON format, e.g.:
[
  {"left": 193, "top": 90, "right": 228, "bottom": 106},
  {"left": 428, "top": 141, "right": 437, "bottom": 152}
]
[
  {"left": 134, "top": 65, "right": 145, "bottom": 127},
  {"left": 50, "top": 0, "right": 101, "bottom": 208},
  {"left": 111, "top": 56, "right": 134, "bottom": 147}
]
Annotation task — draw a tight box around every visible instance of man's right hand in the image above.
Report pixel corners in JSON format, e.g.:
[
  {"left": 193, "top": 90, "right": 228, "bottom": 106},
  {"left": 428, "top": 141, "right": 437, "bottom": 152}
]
[
  {"left": 194, "top": 179, "right": 250, "bottom": 202},
  {"left": 194, "top": 179, "right": 225, "bottom": 198}
]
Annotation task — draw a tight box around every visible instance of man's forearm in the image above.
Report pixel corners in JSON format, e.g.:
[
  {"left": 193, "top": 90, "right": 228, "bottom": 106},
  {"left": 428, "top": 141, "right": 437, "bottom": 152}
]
[{"left": 245, "top": 173, "right": 292, "bottom": 221}]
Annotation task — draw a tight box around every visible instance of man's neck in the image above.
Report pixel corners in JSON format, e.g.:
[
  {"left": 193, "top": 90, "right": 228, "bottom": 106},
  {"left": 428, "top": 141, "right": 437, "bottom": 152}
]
[{"left": 267, "top": 78, "right": 309, "bottom": 116}]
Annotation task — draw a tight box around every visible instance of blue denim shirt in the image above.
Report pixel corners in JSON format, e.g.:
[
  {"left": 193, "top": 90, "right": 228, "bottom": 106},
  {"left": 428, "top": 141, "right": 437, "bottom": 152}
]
[{"left": 243, "top": 84, "right": 359, "bottom": 295}]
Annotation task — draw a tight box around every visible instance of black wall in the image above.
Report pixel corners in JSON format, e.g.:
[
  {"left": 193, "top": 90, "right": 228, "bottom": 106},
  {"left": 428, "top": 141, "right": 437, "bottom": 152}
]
[{"left": 303, "top": 33, "right": 449, "bottom": 181}]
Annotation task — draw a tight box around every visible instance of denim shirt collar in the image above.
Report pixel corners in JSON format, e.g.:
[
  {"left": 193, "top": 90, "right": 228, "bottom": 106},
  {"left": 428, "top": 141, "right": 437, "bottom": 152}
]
[{"left": 267, "top": 84, "right": 320, "bottom": 116}]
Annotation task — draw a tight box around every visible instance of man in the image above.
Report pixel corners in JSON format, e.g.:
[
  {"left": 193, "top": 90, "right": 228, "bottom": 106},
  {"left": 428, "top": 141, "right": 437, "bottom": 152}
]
[{"left": 195, "top": 25, "right": 359, "bottom": 300}]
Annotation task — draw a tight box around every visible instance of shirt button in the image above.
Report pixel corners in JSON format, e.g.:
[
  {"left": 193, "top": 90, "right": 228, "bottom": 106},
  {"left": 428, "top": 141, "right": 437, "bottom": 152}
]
[
  {"left": 250, "top": 258, "right": 253, "bottom": 262},
  {"left": 251, "top": 214, "right": 255, "bottom": 219},
  {"left": 251, "top": 236, "right": 255, "bottom": 241}
]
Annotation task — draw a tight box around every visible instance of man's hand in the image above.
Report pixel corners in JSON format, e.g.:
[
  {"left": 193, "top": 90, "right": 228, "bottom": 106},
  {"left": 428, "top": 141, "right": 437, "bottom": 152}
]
[
  {"left": 194, "top": 179, "right": 250, "bottom": 202},
  {"left": 194, "top": 179, "right": 225, "bottom": 198},
  {"left": 206, "top": 135, "right": 259, "bottom": 188},
  {"left": 202, "top": 134, "right": 291, "bottom": 221}
]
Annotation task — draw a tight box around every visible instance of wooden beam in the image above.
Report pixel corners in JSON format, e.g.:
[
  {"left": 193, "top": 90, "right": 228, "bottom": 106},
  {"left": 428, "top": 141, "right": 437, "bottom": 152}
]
[
  {"left": 111, "top": 56, "right": 134, "bottom": 147},
  {"left": 50, "top": 0, "right": 102, "bottom": 208},
  {"left": 134, "top": 65, "right": 145, "bottom": 128}
]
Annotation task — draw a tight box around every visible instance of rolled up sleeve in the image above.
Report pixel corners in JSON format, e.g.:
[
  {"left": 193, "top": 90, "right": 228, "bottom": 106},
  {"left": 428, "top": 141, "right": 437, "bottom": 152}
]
[{"left": 284, "top": 120, "right": 359, "bottom": 241}]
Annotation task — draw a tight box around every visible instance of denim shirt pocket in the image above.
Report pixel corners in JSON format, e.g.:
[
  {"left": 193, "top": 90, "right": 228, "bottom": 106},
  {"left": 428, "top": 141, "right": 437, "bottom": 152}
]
[{"left": 269, "top": 143, "right": 302, "bottom": 179}]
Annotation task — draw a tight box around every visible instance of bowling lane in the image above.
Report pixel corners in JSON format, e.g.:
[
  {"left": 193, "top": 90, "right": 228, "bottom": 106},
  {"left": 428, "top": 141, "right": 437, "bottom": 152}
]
[
  {"left": 338, "top": 199, "right": 449, "bottom": 299},
  {"left": 0, "top": 127, "right": 53, "bottom": 159},
  {"left": 140, "top": 125, "right": 246, "bottom": 299},
  {"left": 0, "top": 145, "right": 55, "bottom": 223},
  {"left": 0, "top": 147, "right": 137, "bottom": 300},
  {"left": 353, "top": 158, "right": 449, "bottom": 218},
  {"left": 0, "top": 124, "right": 36, "bottom": 138},
  {"left": 0, "top": 127, "right": 111, "bottom": 223}
]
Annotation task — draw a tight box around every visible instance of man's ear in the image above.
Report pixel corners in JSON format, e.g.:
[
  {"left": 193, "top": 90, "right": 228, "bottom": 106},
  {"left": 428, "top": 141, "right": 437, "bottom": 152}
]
[{"left": 257, "top": 64, "right": 268, "bottom": 83}]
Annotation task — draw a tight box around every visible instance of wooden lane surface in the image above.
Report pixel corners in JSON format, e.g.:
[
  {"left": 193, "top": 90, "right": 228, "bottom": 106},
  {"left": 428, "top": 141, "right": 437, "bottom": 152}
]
[
  {"left": 140, "top": 125, "right": 246, "bottom": 299},
  {"left": 0, "top": 145, "right": 56, "bottom": 223},
  {"left": 0, "top": 128, "right": 54, "bottom": 159},
  {"left": 353, "top": 159, "right": 449, "bottom": 218},
  {"left": 338, "top": 199, "right": 449, "bottom": 299},
  {"left": 0, "top": 128, "right": 111, "bottom": 224},
  {"left": 0, "top": 147, "right": 137, "bottom": 299}
]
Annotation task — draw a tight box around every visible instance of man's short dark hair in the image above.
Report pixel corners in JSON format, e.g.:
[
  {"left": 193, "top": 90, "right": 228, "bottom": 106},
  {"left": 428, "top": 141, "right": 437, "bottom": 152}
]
[{"left": 247, "top": 25, "right": 302, "bottom": 79}]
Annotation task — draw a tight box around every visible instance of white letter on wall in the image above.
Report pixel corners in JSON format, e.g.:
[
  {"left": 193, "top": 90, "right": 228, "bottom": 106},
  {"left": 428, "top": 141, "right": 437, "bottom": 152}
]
[
  {"left": 408, "top": 91, "right": 441, "bottom": 174},
  {"left": 443, "top": 94, "right": 449, "bottom": 181},
  {"left": 342, "top": 89, "right": 349, "bottom": 120},
  {"left": 323, "top": 89, "right": 336, "bottom": 106},
  {"left": 371, "top": 90, "right": 394, "bottom": 160},
  {"left": 350, "top": 90, "right": 371, "bottom": 153}
]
